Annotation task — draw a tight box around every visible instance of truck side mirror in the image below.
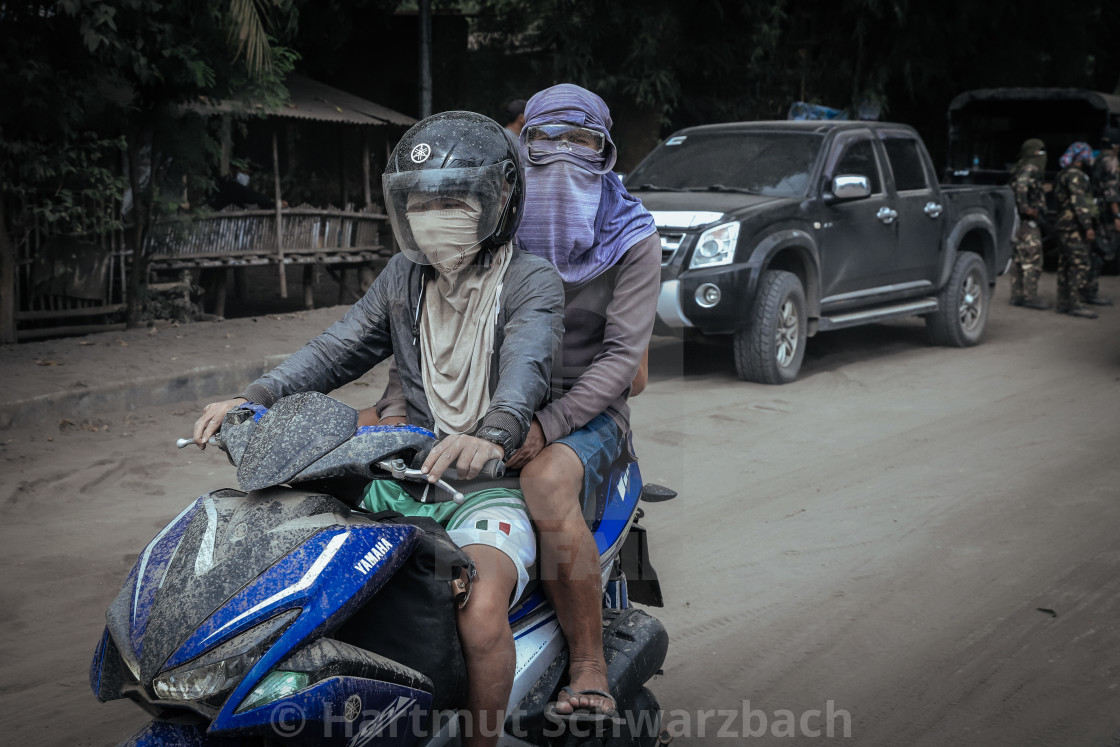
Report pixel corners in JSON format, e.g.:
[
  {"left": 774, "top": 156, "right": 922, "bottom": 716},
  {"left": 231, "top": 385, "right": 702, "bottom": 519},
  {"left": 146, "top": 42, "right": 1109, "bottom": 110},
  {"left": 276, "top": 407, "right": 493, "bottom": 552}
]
[{"left": 826, "top": 174, "right": 871, "bottom": 203}]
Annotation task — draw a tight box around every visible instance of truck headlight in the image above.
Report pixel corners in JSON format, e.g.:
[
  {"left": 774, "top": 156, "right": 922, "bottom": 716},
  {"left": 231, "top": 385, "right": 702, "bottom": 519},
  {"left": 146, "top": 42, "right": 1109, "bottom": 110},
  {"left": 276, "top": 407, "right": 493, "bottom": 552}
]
[{"left": 689, "top": 222, "right": 740, "bottom": 269}]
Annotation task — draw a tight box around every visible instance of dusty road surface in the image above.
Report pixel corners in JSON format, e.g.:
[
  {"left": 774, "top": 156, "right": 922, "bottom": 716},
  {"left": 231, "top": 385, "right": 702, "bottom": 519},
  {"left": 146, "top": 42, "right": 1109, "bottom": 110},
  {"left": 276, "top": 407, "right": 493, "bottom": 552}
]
[{"left": 2, "top": 274, "right": 1119, "bottom": 746}]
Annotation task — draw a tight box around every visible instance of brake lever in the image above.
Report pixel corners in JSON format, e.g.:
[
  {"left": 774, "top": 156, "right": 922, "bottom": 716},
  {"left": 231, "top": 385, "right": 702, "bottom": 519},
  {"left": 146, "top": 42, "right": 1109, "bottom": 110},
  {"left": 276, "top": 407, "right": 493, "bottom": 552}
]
[{"left": 376, "top": 458, "right": 465, "bottom": 505}]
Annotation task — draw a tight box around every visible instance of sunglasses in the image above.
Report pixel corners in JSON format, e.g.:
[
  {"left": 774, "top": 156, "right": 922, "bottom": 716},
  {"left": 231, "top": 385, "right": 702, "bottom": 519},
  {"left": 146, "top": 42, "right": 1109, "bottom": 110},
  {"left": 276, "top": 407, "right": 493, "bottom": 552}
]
[{"left": 524, "top": 124, "right": 606, "bottom": 153}]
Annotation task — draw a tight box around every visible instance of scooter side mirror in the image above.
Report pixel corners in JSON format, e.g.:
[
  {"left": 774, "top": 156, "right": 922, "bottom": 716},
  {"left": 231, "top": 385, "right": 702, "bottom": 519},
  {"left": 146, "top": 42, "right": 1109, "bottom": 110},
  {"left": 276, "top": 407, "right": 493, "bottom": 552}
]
[{"left": 640, "top": 483, "right": 677, "bottom": 502}]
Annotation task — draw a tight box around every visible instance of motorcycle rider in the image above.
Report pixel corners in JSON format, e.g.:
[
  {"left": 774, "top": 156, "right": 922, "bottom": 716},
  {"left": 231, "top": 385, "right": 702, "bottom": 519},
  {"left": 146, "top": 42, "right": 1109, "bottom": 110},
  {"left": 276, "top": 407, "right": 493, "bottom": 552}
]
[
  {"left": 192, "top": 111, "right": 564, "bottom": 746},
  {"left": 366, "top": 84, "right": 661, "bottom": 726}
]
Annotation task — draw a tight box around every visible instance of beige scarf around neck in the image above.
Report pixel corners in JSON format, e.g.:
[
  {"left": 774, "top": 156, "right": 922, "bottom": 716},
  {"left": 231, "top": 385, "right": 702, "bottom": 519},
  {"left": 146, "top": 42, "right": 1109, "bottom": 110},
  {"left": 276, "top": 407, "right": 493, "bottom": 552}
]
[{"left": 419, "top": 243, "right": 513, "bottom": 436}]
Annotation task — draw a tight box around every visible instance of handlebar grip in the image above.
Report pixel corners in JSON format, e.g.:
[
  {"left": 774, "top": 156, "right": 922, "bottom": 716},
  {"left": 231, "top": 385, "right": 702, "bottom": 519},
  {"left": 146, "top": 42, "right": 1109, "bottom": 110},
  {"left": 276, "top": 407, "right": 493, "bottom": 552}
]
[
  {"left": 442, "top": 459, "right": 506, "bottom": 482},
  {"left": 479, "top": 458, "right": 505, "bottom": 479}
]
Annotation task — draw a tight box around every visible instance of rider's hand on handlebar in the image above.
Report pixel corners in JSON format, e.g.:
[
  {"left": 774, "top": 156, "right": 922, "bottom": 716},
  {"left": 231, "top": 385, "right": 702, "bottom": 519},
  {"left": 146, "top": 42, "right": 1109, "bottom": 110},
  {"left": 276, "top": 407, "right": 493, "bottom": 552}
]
[
  {"left": 422, "top": 434, "right": 504, "bottom": 482},
  {"left": 193, "top": 398, "right": 247, "bottom": 449}
]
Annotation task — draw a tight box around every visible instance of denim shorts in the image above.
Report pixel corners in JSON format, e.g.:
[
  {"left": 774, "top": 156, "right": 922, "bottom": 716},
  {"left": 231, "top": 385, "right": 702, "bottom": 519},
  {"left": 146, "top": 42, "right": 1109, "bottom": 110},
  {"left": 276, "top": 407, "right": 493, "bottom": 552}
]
[{"left": 554, "top": 412, "right": 627, "bottom": 519}]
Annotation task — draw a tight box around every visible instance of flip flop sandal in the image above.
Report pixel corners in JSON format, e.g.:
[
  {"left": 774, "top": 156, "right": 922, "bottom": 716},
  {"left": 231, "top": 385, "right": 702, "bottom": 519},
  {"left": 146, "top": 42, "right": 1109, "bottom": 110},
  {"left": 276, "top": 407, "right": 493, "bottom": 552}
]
[{"left": 543, "top": 685, "right": 625, "bottom": 727}]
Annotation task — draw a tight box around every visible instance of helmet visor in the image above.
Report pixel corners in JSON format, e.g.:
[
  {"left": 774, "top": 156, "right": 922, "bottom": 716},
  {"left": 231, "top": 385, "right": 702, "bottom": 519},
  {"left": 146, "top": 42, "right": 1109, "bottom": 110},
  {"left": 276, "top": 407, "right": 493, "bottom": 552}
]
[{"left": 383, "top": 161, "right": 513, "bottom": 264}]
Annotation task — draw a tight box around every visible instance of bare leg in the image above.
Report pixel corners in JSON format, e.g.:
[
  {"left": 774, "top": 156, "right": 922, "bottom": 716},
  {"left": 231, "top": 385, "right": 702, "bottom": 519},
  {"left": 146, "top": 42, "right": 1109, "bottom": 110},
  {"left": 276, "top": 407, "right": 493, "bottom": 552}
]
[
  {"left": 520, "top": 444, "right": 613, "bottom": 716},
  {"left": 457, "top": 544, "right": 518, "bottom": 747}
]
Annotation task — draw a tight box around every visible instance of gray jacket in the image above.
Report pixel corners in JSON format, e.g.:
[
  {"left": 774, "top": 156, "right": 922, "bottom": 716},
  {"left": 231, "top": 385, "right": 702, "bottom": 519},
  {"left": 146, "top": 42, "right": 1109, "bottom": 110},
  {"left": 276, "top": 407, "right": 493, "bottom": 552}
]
[{"left": 241, "top": 249, "right": 564, "bottom": 450}]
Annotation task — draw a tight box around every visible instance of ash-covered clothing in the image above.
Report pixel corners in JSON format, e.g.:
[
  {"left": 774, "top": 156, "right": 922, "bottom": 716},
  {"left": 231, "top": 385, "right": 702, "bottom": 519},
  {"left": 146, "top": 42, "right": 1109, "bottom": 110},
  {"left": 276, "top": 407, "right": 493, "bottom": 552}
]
[
  {"left": 361, "top": 481, "right": 535, "bottom": 606},
  {"left": 1093, "top": 152, "right": 1120, "bottom": 206},
  {"left": 519, "top": 165, "right": 657, "bottom": 287},
  {"left": 1009, "top": 162, "right": 1046, "bottom": 303},
  {"left": 1054, "top": 165, "right": 1096, "bottom": 311},
  {"left": 1011, "top": 162, "right": 1046, "bottom": 219},
  {"left": 536, "top": 231, "right": 660, "bottom": 445},
  {"left": 376, "top": 232, "right": 660, "bottom": 447},
  {"left": 1092, "top": 150, "right": 1120, "bottom": 266},
  {"left": 518, "top": 85, "right": 657, "bottom": 286},
  {"left": 1055, "top": 166, "right": 1095, "bottom": 237},
  {"left": 1056, "top": 232, "right": 1092, "bottom": 312},
  {"left": 418, "top": 244, "right": 513, "bottom": 436},
  {"left": 1010, "top": 221, "right": 1044, "bottom": 303},
  {"left": 241, "top": 249, "right": 564, "bottom": 451}
]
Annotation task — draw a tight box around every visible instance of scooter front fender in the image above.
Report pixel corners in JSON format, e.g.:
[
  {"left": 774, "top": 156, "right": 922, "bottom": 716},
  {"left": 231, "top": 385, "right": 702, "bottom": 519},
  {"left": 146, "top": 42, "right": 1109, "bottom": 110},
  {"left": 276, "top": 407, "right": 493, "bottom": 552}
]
[{"left": 118, "top": 719, "right": 240, "bottom": 747}]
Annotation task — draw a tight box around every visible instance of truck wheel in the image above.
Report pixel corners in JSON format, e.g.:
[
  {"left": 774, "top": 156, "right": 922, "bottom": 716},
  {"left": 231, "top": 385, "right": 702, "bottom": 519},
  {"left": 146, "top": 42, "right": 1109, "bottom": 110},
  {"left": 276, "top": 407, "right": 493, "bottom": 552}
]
[
  {"left": 733, "top": 269, "right": 807, "bottom": 384},
  {"left": 926, "top": 252, "right": 989, "bottom": 347}
]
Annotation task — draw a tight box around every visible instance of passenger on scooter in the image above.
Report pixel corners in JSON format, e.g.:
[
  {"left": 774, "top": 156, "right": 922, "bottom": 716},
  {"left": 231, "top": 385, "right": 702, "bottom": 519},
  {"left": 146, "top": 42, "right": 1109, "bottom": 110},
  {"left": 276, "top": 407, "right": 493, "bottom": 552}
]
[
  {"left": 373, "top": 84, "right": 661, "bottom": 725},
  {"left": 510, "top": 83, "right": 660, "bottom": 726},
  {"left": 192, "top": 111, "right": 564, "bottom": 747}
]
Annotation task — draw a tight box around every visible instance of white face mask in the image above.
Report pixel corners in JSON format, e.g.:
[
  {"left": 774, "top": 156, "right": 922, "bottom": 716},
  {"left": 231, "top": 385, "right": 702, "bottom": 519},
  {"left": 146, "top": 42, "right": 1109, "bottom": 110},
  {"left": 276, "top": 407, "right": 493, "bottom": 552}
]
[{"left": 406, "top": 207, "right": 482, "bottom": 274}]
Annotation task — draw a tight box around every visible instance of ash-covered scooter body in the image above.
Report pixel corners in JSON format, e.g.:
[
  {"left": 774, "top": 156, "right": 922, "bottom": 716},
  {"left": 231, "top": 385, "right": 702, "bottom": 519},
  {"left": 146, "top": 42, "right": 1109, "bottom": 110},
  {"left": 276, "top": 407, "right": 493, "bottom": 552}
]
[{"left": 91, "top": 392, "right": 671, "bottom": 746}]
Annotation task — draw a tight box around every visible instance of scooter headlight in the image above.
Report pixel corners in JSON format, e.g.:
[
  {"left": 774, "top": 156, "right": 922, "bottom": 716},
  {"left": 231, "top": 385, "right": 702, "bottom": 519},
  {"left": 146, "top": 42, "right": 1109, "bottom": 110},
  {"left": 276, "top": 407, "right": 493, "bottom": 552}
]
[
  {"left": 154, "top": 656, "right": 256, "bottom": 702},
  {"left": 152, "top": 609, "right": 299, "bottom": 703}
]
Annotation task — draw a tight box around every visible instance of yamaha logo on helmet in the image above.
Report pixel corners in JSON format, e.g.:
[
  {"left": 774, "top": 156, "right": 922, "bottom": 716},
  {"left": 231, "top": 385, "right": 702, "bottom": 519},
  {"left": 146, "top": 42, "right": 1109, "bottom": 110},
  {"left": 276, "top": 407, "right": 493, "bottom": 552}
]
[{"left": 411, "top": 143, "right": 432, "bottom": 164}]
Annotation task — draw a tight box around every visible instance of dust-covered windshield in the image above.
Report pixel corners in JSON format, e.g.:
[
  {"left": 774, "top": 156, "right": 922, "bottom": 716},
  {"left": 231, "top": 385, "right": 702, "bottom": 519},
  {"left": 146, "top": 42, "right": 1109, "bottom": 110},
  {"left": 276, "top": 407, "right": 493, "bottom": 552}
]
[{"left": 627, "top": 131, "right": 824, "bottom": 198}]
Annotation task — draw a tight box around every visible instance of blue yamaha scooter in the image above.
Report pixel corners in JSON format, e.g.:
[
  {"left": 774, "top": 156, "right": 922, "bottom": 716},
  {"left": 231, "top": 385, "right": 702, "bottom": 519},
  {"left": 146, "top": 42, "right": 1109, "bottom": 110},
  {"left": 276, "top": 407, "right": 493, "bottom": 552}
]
[{"left": 90, "top": 392, "right": 673, "bottom": 746}]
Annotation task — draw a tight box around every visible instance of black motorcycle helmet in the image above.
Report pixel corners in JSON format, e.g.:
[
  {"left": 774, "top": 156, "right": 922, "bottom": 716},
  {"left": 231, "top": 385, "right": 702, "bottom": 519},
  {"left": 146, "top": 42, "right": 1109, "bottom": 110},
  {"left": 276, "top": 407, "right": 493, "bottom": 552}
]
[{"left": 383, "top": 111, "right": 525, "bottom": 265}]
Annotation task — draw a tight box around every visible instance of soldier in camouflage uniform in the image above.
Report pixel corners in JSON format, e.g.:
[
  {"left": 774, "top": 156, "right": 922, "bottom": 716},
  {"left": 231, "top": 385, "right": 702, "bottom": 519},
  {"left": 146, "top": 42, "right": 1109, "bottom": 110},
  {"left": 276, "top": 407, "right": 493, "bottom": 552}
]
[
  {"left": 1087, "top": 137, "right": 1119, "bottom": 305},
  {"left": 1054, "top": 141, "right": 1099, "bottom": 319},
  {"left": 1008, "top": 138, "right": 1050, "bottom": 309}
]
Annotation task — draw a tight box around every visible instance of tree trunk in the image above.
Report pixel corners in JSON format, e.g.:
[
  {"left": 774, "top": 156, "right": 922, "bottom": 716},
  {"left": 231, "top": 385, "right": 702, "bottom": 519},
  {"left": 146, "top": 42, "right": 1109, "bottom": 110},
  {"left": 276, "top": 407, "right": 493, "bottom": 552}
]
[
  {"left": 124, "top": 130, "right": 149, "bottom": 328},
  {"left": 0, "top": 198, "right": 16, "bottom": 344},
  {"left": 419, "top": 0, "right": 432, "bottom": 118}
]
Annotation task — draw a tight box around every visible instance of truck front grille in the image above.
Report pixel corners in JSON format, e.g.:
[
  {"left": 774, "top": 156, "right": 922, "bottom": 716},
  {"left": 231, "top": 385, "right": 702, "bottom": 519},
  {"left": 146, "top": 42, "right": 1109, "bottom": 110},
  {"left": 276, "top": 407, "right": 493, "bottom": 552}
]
[{"left": 659, "top": 232, "right": 685, "bottom": 265}]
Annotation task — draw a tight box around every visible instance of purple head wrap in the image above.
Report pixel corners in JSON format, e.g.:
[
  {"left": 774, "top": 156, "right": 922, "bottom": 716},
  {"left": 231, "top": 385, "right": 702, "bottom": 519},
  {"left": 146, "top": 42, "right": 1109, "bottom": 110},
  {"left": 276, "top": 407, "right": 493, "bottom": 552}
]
[
  {"left": 1059, "top": 141, "right": 1092, "bottom": 169},
  {"left": 516, "top": 84, "right": 656, "bottom": 285}
]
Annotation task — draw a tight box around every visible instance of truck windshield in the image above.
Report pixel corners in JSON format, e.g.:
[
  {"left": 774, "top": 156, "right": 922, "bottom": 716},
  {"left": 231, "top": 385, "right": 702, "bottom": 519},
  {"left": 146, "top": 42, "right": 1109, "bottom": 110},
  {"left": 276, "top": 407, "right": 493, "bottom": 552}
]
[{"left": 627, "top": 131, "right": 824, "bottom": 197}]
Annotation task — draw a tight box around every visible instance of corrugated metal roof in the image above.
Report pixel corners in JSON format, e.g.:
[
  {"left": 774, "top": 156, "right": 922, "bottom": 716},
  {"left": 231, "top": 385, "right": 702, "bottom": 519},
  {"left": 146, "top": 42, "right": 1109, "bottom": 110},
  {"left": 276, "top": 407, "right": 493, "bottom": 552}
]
[{"left": 194, "top": 75, "right": 417, "bottom": 127}]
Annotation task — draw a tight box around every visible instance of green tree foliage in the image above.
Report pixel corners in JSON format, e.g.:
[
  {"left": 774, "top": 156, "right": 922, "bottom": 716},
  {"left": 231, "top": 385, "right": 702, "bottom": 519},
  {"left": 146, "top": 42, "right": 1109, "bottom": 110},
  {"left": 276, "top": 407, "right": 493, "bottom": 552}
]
[
  {"left": 228, "top": 0, "right": 299, "bottom": 79},
  {"left": 0, "top": 0, "right": 299, "bottom": 338},
  {"left": 468, "top": 0, "right": 1120, "bottom": 157},
  {"left": 471, "top": 0, "right": 682, "bottom": 111}
]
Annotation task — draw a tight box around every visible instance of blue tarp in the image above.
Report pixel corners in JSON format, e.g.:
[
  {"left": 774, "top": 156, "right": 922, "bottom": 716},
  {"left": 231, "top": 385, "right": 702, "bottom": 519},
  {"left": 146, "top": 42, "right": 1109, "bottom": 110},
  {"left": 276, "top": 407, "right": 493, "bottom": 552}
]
[{"left": 787, "top": 101, "right": 848, "bottom": 121}]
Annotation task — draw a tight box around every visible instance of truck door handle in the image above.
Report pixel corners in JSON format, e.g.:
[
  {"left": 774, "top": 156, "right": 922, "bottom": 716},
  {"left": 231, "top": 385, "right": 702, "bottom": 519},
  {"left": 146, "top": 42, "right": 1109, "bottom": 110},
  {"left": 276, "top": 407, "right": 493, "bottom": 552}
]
[
  {"left": 923, "top": 201, "right": 943, "bottom": 218},
  {"left": 877, "top": 207, "right": 898, "bottom": 225}
]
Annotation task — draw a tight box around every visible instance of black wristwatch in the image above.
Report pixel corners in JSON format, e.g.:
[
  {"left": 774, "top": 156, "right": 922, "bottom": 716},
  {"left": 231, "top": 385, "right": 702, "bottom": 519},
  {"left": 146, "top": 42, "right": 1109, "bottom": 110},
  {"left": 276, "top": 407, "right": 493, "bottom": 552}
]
[{"left": 476, "top": 426, "right": 515, "bottom": 459}]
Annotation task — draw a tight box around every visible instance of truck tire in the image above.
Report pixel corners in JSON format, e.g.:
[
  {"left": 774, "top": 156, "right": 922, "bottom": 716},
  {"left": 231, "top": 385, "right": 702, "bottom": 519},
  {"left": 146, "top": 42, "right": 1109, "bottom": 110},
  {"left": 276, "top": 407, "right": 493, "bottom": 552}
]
[
  {"left": 733, "top": 269, "right": 807, "bottom": 384},
  {"left": 926, "top": 252, "right": 989, "bottom": 347}
]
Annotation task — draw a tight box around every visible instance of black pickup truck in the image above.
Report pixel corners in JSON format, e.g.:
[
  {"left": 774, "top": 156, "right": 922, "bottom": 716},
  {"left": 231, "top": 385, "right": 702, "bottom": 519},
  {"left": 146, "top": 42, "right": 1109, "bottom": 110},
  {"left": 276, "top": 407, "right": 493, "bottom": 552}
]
[{"left": 626, "top": 121, "right": 1016, "bottom": 384}]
